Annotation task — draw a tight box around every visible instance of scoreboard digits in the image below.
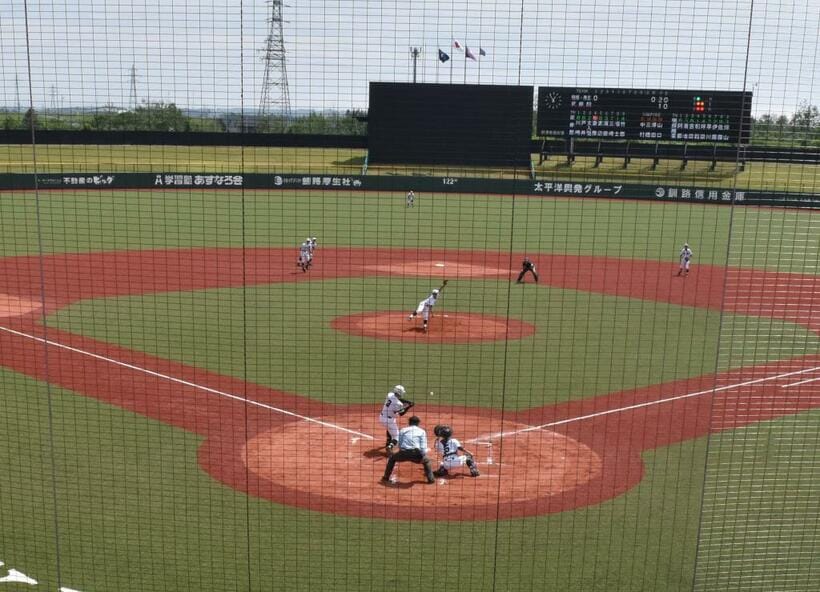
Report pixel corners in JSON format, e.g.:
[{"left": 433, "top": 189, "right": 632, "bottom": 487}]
[{"left": 537, "top": 87, "right": 752, "bottom": 144}]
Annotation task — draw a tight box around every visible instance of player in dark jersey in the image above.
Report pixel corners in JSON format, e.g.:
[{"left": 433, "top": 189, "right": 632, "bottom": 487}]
[{"left": 516, "top": 257, "right": 539, "bottom": 284}]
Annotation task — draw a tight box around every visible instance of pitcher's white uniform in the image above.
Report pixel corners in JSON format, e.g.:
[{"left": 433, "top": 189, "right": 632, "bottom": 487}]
[
  {"left": 379, "top": 391, "right": 406, "bottom": 442},
  {"left": 413, "top": 292, "right": 438, "bottom": 321},
  {"left": 435, "top": 437, "right": 470, "bottom": 470}
]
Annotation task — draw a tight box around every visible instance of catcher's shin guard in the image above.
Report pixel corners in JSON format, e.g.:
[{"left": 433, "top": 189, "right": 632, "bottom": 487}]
[{"left": 467, "top": 456, "right": 480, "bottom": 477}]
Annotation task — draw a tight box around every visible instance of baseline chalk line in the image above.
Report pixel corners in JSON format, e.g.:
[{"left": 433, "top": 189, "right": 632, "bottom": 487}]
[
  {"left": 469, "top": 364, "right": 820, "bottom": 443},
  {"left": 0, "top": 325, "right": 374, "bottom": 440}
]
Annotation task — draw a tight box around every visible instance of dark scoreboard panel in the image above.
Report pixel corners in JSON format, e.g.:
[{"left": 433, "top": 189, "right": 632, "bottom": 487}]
[
  {"left": 537, "top": 87, "right": 752, "bottom": 144},
  {"left": 368, "top": 82, "right": 534, "bottom": 167}
]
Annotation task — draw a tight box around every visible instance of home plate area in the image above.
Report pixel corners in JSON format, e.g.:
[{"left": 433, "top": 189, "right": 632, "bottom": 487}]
[{"left": 241, "top": 408, "right": 603, "bottom": 519}]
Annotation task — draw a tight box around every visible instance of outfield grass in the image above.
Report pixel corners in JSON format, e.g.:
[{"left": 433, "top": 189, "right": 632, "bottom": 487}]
[
  {"left": 2, "top": 144, "right": 819, "bottom": 193},
  {"left": 1, "top": 189, "right": 817, "bottom": 275},
  {"left": 1, "top": 188, "right": 818, "bottom": 592}
]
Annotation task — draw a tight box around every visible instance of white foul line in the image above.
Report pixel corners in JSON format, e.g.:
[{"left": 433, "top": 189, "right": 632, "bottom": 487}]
[
  {"left": 469, "top": 364, "right": 820, "bottom": 443},
  {"left": 781, "top": 376, "right": 820, "bottom": 388},
  {"left": 0, "top": 325, "right": 374, "bottom": 440}
]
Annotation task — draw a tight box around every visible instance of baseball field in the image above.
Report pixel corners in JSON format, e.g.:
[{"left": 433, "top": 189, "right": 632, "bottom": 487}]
[{"left": 1, "top": 185, "right": 818, "bottom": 591}]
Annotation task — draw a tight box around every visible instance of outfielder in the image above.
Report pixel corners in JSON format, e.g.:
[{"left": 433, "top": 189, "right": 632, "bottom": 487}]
[
  {"left": 406, "top": 190, "right": 415, "bottom": 208},
  {"left": 678, "top": 243, "right": 693, "bottom": 276},
  {"left": 408, "top": 280, "right": 448, "bottom": 332},
  {"left": 379, "top": 384, "right": 414, "bottom": 453},
  {"left": 433, "top": 425, "right": 480, "bottom": 477}
]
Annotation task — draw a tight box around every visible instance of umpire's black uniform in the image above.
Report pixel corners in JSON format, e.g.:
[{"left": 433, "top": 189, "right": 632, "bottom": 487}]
[{"left": 516, "top": 258, "right": 539, "bottom": 283}]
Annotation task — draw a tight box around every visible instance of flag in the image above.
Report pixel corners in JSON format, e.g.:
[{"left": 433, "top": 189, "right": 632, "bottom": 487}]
[
  {"left": 465, "top": 46, "right": 477, "bottom": 61},
  {"left": 438, "top": 49, "right": 450, "bottom": 63},
  {"left": 453, "top": 39, "right": 462, "bottom": 50},
  {"left": 479, "top": 47, "right": 487, "bottom": 57}
]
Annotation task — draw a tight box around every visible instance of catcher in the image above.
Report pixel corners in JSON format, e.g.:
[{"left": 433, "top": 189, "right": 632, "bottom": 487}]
[
  {"left": 408, "top": 280, "right": 448, "bottom": 332},
  {"left": 433, "top": 425, "right": 480, "bottom": 477},
  {"left": 379, "top": 384, "right": 414, "bottom": 453}
]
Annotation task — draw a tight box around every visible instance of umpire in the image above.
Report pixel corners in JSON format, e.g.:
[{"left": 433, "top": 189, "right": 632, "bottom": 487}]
[
  {"left": 516, "top": 257, "right": 539, "bottom": 283},
  {"left": 381, "top": 416, "right": 435, "bottom": 485}
]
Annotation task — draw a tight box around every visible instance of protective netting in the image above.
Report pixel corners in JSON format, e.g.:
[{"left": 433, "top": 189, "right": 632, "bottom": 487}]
[{"left": 0, "top": 1, "right": 818, "bottom": 591}]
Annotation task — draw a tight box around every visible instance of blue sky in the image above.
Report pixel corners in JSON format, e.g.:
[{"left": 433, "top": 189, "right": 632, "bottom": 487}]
[{"left": 0, "top": 0, "right": 818, "bottom": 115}]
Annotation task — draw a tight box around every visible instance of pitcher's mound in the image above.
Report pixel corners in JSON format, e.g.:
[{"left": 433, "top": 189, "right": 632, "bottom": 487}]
[{"left": 331, "top": 311, "right": 536, "bottom": 344}]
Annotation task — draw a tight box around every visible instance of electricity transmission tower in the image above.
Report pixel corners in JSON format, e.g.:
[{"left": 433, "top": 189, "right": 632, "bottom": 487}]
[
  {"left": 128, "top": 64, "right": 138, "bottom": 110},
  {"left": 258, "top": 0, "right": 291, "bottom": 125}
]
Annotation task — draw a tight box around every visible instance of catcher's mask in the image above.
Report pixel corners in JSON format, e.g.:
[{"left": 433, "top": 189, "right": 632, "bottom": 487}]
[{"left": 434, "top": 424, "right": 453, "bottom": 438}]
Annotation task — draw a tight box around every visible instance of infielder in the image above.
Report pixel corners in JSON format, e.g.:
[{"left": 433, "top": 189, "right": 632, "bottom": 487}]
[
  {"left": 406, "top": 190, "right": 415, "bottom": 208},
  {"left": 678, "top": 243, "right": 693, "bottom": 276},
  {"left": 309, "top": 237, "right": 317, "bottom": 254},
  {"left": 408, "top": 280, "right": 448, "bottom": 332},
  {"left": 298, "top": 238, "right": 312, "bottom": 272},
  {"left": 379, "top": 384, "right": 414, "bottom": 453},
  {"left": 381, "top": 416, "right": 435, "bottom": 485},
  {"left": 516, "top": 257, "right": 539, "bottom": 284},
  {"left": 433, "top": 425, "right": 480, "bottom": 477}
]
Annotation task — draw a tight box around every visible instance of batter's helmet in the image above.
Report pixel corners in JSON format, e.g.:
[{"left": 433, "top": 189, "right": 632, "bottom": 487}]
[{"left": 392, "top": 384, "right": 406, "bottom": 396}]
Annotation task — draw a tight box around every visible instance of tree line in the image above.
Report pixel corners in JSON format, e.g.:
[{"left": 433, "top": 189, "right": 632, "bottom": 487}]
[
  {"left": 1, "top": 101, "right": 817, "bottom": 146},
  {"left": 1, "top": 103, "right": 367, "bottom": 136}
]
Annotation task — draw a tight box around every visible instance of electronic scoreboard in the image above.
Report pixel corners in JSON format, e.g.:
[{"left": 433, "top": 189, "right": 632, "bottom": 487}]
[{"left": 537, "top": 87, "right": 752, "bottom": 144}]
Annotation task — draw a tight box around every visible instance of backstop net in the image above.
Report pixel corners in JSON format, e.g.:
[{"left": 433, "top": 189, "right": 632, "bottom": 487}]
[{"left": 0, "top": 1, "right": 818, "bottom": 591}]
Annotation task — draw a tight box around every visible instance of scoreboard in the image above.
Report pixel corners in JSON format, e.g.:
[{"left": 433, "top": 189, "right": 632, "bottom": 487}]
[
  {"left": 537, "top": 87, "right": 752, "bottom": 144},
  {"left": 368, "top": 82, "right": 533, "bottom": 167}
]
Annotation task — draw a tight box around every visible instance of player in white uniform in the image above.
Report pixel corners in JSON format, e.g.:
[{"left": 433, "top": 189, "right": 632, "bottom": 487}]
[
  {"left": 309, "top": 237, "right": 317, "bottom": 254},
  {"left": 407, "top": 281, "right": 447, "bottom": 332},
  {"left": 678, "top": 243, "right": 693, "bottom": 276},
  {"left": 406, "top": 190, "right": 415, "bottom": 208},
  {"left": 298, "top": 239, "right": 312, "bottom": 272},
  {"left": 433, "top": 425, "right": 480, "bottom": 477},
  {"left": 378, "top": 384, "right": 414, "bottom": 453}
]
